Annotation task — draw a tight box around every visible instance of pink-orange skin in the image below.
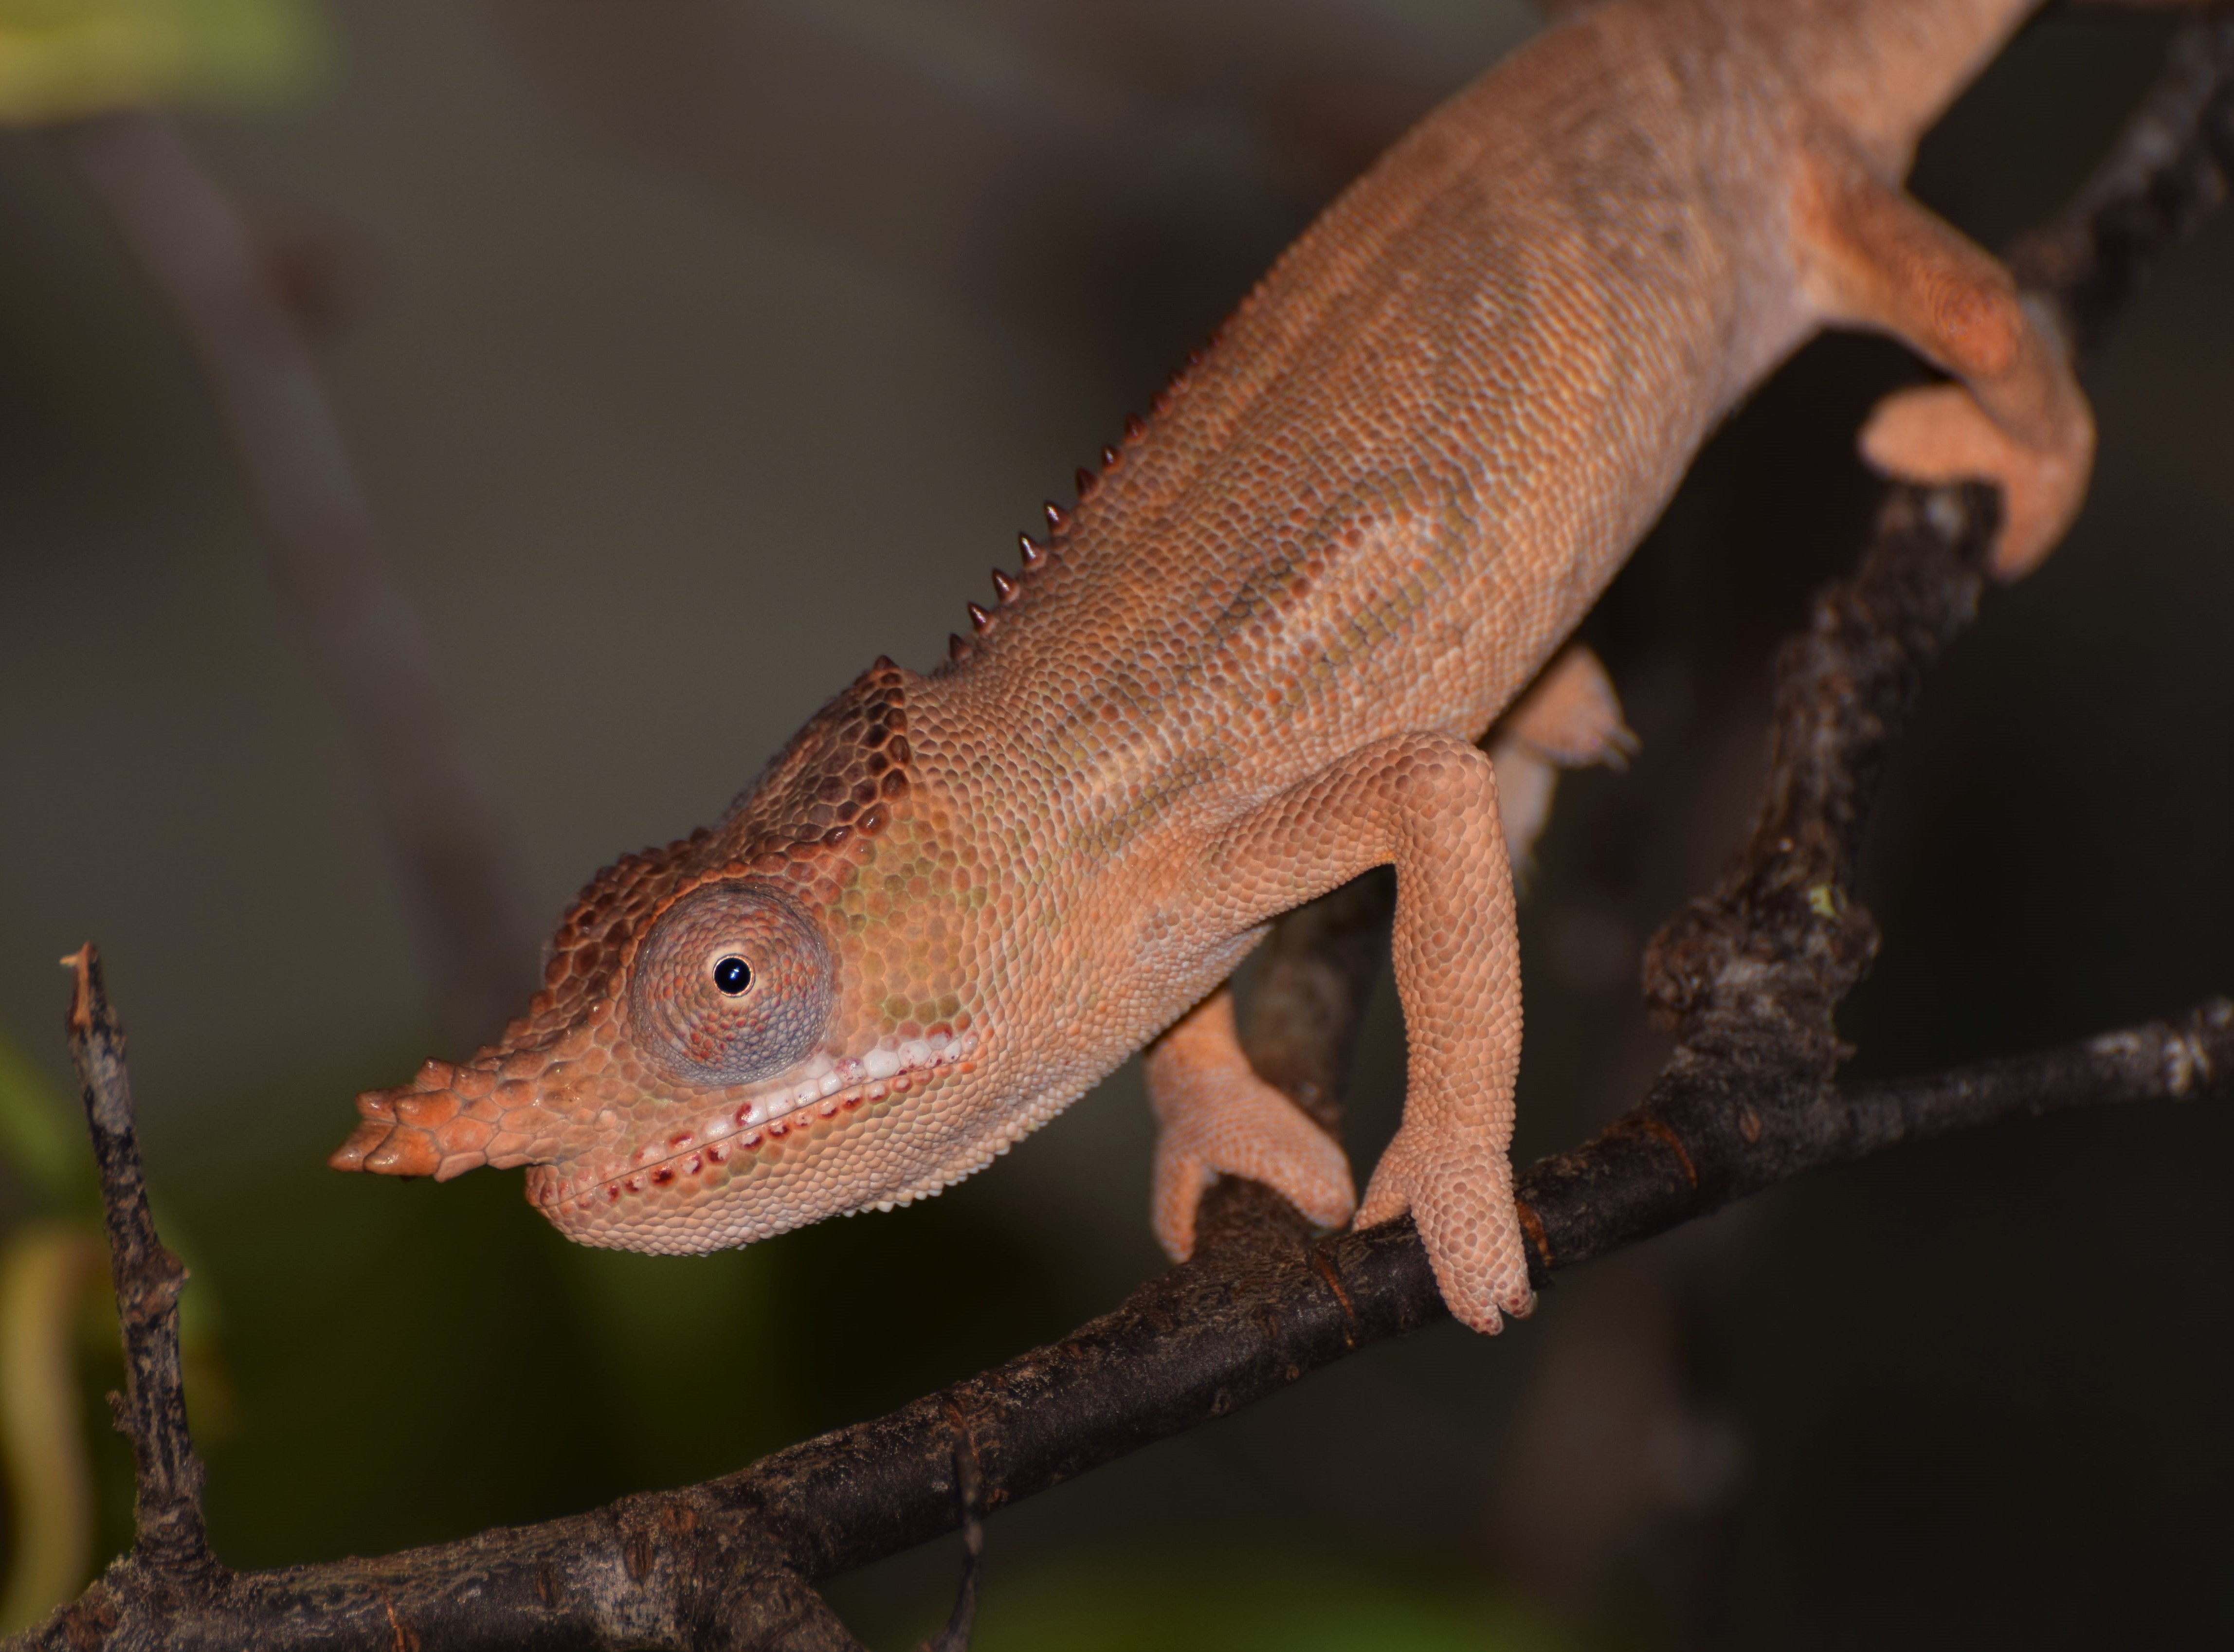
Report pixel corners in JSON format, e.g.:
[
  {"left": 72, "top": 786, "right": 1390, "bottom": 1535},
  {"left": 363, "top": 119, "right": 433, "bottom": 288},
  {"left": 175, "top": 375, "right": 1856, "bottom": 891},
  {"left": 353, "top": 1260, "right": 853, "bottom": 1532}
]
[
  {"left": 336, "top": 0, "right": 2098, "bottom": 1330},
  {"left": 332, "top": 664, "right": 1018, "bottom": 1252}
]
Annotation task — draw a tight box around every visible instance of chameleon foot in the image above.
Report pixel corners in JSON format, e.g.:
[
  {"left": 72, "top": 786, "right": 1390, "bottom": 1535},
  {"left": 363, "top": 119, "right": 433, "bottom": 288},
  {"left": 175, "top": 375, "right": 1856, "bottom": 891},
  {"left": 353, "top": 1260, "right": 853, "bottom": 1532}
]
[
  {"left": 1145, "top": 987, "right": 1356, "bottom": 1260},
  {"left": 1860, "top": 377, "right": 2094, "bottom": 580},
  {"left": 1357, "top": 1118, "right": 1535, "bottom": 1334}
]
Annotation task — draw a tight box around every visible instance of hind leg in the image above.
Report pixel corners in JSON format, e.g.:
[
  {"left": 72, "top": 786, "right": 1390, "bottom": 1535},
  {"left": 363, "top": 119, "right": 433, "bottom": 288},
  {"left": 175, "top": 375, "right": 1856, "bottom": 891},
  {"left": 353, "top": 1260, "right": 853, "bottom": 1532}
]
[
  {"left": 1793, "top": 139, "right": 2095, "bottom": 579},
  {"left": 1488, "top": 644, "right": 1637, "bottom": 877}
]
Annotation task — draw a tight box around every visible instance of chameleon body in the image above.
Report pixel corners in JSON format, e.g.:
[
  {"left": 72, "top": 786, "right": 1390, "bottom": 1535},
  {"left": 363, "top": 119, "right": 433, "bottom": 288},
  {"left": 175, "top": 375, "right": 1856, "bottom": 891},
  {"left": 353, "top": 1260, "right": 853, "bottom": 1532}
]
[{"left": 334, "top": 0, "right": 2094, "bottom": 1331}]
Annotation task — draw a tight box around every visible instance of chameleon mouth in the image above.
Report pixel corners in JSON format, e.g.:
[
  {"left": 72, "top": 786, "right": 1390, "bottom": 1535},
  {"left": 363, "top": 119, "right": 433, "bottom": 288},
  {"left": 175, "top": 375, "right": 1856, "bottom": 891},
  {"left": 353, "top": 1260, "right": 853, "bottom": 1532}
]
[{"left": 527, "top": 1032, "right": 982, "bottom": 1216}]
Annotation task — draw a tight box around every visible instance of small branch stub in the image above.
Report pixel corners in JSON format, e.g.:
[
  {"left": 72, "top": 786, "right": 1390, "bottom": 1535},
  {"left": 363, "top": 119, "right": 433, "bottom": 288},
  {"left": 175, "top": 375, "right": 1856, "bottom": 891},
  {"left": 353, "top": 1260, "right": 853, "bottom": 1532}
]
[{"left": 59, "top": 946, "right": 220, "bottom": 1591}]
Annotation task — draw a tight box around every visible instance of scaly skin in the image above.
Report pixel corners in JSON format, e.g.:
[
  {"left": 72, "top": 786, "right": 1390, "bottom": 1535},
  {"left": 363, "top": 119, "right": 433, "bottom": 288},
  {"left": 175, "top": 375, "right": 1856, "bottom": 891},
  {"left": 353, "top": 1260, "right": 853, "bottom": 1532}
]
[{"left": 333, "top": 0, "right": 2095, "bottom": 1331}]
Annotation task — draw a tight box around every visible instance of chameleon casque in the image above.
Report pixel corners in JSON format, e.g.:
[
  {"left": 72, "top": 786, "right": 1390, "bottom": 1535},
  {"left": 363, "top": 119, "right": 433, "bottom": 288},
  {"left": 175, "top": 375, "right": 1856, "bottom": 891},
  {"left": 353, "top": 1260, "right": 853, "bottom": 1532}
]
[{"left": 333, "top": 0, "right": 2097, "bottom": 1332}]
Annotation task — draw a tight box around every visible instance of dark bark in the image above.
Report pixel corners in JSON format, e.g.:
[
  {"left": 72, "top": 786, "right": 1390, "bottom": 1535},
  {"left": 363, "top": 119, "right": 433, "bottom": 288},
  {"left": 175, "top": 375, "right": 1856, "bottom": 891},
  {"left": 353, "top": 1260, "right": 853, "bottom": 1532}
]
[
  {"left": 24, "top": 989, "right": 2229, "bottom": 1652},
  {"left": 2009, "top": 14, "right": 2234, "bottom": 355},
  {"left": 59, "top": 949, "right": 222, "bottom": 1595},
  {"left": 1236, "top": 866, "right": 1397, "bottom": 1134},
  {"left": 16, "top": 17, "right": 2234, "bottom": 1652}
]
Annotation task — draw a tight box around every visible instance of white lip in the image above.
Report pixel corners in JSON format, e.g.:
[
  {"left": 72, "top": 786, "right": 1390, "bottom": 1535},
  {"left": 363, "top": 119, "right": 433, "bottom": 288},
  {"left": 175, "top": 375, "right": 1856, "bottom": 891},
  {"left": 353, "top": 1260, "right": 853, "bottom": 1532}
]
[{"left": 535, "top": 1031, "right": 981, "bottom": 1209}]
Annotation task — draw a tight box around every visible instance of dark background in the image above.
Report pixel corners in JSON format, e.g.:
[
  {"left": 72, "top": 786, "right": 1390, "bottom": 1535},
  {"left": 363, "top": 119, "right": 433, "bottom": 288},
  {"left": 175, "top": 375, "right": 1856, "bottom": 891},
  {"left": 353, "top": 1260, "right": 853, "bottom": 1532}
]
[{"left": 1, "top": 2, "right": 2229, "bottom": 1646}]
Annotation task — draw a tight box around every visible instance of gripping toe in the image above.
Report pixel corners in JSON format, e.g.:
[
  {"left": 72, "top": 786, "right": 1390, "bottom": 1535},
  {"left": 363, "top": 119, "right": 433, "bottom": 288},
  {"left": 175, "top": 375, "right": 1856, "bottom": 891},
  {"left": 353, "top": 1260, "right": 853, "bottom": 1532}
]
[
  {"left": 1859, "top": 381, "right": 2093, "bottom": 580},
  {"left": 1145, "top": 990, "right": 1356, "bottom": 1261},
  {"left": 1358, "top": 1122, "right": 1533, "bottom": 1333}
]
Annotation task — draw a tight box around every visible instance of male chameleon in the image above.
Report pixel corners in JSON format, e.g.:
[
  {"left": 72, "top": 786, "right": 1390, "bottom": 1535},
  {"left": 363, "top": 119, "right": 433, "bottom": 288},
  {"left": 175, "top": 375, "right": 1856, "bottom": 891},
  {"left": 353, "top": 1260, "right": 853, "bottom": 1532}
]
[{"left": 333, "top": 0, "right": 2098, "bottom": 1332}]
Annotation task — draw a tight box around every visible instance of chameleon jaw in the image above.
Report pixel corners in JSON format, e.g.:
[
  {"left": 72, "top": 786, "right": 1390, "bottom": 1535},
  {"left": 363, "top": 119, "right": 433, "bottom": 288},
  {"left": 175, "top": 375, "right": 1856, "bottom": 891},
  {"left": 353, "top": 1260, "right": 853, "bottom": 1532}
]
[
  {"left": 333, "top": 1031, "right": 982, "bottom": 1205},
  {"left": 523, "top": 1032, "right": 989, "bottom": 1253},
  {"left": 542, "top": 1033, "right": 980, "bottom": 1199}
]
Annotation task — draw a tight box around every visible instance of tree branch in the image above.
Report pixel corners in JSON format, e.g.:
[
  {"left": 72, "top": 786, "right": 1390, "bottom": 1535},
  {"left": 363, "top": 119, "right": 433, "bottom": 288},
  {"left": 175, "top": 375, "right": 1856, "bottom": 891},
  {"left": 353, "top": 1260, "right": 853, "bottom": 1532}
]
[
  {"left": 19, "top": 984, "right": 2230, "bottom": 1652},
  {"left": 16, "top": 15, "right": 2234, "bottom": 1652}
]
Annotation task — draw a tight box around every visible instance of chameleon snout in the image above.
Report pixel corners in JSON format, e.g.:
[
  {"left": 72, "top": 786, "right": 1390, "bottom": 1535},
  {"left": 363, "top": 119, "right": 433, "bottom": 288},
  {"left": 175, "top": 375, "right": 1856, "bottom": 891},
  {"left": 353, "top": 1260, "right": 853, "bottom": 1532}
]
[{"left": 329, "top": 1056, "right": 570, "bottom": 1182}]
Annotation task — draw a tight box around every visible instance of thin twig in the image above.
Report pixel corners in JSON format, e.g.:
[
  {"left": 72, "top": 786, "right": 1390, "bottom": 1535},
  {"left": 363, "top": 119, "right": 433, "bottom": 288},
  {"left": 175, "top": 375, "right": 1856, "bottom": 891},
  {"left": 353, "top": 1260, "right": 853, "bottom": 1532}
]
[
  {"left": 2011, "top": 14, "right": 2234, "bottom": 352},
  {"left": 918, "top": 1424, "right": 982, "bottom": 1652},
  {"left": 60, "top": 112, "right": 534, "bottom": 1051},
  {"left": 59, "top": 947, "right": 220, "bottom": 1592}
]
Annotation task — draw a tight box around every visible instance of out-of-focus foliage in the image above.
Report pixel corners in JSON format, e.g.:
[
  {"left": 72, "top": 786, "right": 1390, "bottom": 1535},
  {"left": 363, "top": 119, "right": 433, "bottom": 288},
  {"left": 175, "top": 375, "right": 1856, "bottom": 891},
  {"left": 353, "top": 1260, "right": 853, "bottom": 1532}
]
[
  {"left": 0, "top": 1222, "right": 99, "bottom": 1634},
  {"left": 0, "top": 0, "right": 320, "bottom": 124},
  {"left": 0, "top": 1032, "right": 229, "bottom": 1629},
  {"left": 0, "top": 1028, "right": 82, "bottom": 1208},
  {"left": 971, "top": 1553, "right": 1570, "bottom": 1652},
  {"left": 0, "top": 1033, "right": 96, "bottom": 1632}
]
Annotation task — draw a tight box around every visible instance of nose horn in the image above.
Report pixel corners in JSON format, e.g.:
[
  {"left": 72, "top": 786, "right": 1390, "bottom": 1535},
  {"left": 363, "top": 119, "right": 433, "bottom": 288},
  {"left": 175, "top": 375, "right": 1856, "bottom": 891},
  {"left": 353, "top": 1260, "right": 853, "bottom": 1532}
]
[{"left": 329, "top": 1061, "right": 489, "bottom": 1182}]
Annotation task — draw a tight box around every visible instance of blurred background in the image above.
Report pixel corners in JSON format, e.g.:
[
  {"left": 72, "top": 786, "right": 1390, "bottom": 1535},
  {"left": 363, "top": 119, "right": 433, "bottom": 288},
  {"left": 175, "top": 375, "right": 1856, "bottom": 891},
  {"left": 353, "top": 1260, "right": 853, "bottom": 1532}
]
[{"left": 0, "top": 0, "right": 2229, "bottom": 1646}]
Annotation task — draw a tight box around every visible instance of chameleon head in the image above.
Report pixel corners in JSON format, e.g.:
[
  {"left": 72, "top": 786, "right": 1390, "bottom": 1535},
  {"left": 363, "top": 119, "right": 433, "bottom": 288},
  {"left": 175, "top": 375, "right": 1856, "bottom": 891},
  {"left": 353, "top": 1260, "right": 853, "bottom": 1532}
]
[{"left": 328, "top": 660, "right": 1007, "bottom": 1253}]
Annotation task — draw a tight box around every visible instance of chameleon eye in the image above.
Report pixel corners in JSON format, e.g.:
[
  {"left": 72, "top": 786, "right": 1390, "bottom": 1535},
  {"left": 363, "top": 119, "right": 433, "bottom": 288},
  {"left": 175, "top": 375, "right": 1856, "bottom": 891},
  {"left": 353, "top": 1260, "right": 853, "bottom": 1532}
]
[{"left": 628, "top": 883, "right": 833, "bottom": 1088}]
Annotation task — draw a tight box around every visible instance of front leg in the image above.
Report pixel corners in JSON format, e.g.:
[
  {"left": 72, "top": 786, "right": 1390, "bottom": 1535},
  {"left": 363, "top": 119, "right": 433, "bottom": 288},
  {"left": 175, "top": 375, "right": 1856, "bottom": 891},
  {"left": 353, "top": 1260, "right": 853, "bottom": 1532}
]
[
  {"left": 1144, "top": 985, "right": 1357, "bottom": 1261},
  {"left": 1190, "top": 731, "right": 1530, "bottom": 1332}
]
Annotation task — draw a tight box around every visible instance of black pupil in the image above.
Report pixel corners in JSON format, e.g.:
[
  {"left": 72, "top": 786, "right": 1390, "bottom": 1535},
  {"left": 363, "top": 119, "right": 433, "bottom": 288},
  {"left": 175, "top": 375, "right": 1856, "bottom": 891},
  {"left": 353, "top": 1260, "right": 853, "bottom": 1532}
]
[{"left": 712, "top": 956, "right": 753, "bottom": 996}]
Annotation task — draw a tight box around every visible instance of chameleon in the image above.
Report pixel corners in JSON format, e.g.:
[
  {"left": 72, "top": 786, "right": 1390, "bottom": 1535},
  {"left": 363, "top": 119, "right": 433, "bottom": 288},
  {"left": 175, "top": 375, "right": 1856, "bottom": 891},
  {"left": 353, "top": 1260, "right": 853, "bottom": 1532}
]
[{"left": 332, "top": 0, "right": 2097, "bottom": 1332}]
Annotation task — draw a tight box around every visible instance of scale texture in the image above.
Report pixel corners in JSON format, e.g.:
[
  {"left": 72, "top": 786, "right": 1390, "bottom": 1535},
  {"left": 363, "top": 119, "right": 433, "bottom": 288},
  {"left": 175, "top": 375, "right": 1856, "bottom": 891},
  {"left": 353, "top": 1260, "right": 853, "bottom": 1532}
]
[{"left": 334, "top": 0, "right": 2094, "bottom": 1331}]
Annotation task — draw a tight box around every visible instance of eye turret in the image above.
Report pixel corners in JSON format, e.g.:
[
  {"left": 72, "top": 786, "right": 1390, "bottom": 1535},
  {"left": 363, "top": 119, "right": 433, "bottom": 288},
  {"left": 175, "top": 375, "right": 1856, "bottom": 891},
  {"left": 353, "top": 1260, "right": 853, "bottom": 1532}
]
[{"left": 628, "top": 883, "right": 834, "bottom": 1088}]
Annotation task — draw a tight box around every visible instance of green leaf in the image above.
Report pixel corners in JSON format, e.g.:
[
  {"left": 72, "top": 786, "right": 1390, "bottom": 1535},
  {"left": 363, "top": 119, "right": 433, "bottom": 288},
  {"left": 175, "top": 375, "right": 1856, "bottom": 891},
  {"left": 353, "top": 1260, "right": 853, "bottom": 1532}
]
[{"left": 0, "top": 0, "right": 324, "bottom": 125}]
